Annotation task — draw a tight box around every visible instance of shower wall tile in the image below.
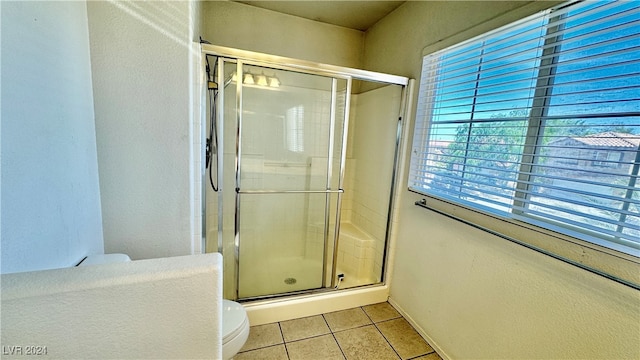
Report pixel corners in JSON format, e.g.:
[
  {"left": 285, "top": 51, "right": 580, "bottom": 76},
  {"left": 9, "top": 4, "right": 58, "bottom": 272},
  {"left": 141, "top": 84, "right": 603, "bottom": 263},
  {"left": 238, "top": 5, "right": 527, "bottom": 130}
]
[
  {"left": 354, "top": 237, "right": 368, "bottom": 255},
  {"left": 358, "top": 259, "right": 373, "bottom": 281},
  {"left": 344, "top": 85, "right": 402, "bottom": 285},
  {"left": 341, "top": 209, "right": 352, "bottom": 222},
  {"left": 341, "top": 236, "right": 355, "bottom": 256}
]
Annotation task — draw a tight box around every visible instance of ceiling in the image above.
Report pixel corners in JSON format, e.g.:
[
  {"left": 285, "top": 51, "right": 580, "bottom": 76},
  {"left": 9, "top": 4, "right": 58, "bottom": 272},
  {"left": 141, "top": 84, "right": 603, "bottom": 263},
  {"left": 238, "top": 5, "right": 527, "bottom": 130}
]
[{"left": 234, "top": 1, "right": 406, "bottom": 31}]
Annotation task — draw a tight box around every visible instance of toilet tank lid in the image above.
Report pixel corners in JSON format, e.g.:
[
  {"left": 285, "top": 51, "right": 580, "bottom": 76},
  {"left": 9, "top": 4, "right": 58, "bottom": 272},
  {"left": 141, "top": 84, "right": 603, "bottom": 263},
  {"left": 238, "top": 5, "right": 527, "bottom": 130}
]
[{"left": 78, "top": 254, "right": 131, "bottom": 266}]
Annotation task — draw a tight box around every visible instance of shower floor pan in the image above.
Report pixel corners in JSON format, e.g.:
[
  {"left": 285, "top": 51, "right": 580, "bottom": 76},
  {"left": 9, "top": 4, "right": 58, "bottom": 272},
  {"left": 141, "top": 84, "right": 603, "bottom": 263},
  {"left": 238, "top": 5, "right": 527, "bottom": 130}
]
[{"left": 238, "top": 256, "right": 376, "bottom": 299}]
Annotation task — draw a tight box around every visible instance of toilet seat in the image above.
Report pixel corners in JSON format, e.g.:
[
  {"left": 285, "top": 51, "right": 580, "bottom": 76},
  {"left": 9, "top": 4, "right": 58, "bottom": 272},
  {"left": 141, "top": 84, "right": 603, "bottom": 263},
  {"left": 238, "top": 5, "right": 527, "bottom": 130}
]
[
  {"left": 222, "top": 300, "right": 250, "bottom": 360},
  {"left": 222, "top": 300, "right": 249, "bottom": 343}
]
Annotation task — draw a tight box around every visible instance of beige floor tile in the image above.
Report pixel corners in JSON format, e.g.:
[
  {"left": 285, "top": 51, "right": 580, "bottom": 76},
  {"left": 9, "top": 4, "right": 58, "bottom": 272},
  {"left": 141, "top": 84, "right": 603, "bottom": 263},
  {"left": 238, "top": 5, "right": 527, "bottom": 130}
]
[
  {"left": 280, "top": 315, "right": 331, "bottom": 342},
  {"left": 376, "top": 318, "right": 433, "bottom": 360},
  {"left": 362, "top": 302, "right": 401, "bottom": 323},
  {"left": 235, "top": 344, "right": 288, "bottom": 360},
  {"left": 323, "top": 307, "right": 372, "bottom": 332},
  {"left": 286, "top": 334, "right": 346, "bottom": 360},
  {"left": 333, "top": 325, "right": 400, "bottom": 360},
  {"left": 413, "top": 352, "right": 442, "bottom": 360},
  {"left": 239, "top": 323, "right": 283, "bottom": 352}
]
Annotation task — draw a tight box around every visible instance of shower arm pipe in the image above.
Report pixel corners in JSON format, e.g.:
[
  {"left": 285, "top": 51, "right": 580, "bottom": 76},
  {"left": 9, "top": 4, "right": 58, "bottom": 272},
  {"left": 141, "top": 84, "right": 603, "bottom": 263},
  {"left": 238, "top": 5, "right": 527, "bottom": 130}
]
[{"left": 201, "top": 44, "right": 408, "bottom": 87}]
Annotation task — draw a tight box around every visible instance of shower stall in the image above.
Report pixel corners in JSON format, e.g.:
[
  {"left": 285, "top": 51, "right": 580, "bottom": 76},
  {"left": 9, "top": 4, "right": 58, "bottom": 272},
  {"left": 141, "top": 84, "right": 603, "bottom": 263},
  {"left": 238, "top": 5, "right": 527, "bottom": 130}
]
[{"left": 201, "top": 45, "right": 410, "bottom": 301}]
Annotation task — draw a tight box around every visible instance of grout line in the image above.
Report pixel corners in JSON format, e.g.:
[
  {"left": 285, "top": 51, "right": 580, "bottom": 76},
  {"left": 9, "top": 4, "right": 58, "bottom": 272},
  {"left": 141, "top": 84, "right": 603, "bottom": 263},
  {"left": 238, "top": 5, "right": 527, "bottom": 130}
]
[
  {"left": 375, "top": 318, "right": 437, "bottom": 360},
  {"left": 244, "top": 302, "right": 437, "bottom": 360},
  {"left": 322, "top": 313, "right": 348, "bottom": 360},
  {"left": 329, "top": 323, "right": 374, "bottom": 334},
  {"left": 359, "top": 304, "right": 403, "bottom": 358},
  {"left": 387, "top": 299, "right": 443, "bottom": 360},
  {"left": 373, "top": 320, "right": 403, "bottom": 360},
  {"left": 367, "top": 304, "right": 434, "bottom": 360},
  {"left": 328, "top": 306, "right": 401, "bottom": 360},
  {"left": 277, "top": 322, "right": 290, "bottom": 360},
  {"left": 360, "top": 305, "right": 374, "bottom": 323},
  {"left": 238, "top": 344, "right": 285, "bottom": 356},
  {"left": 284, "top": 332, "right": 333, "bottom": 344},
  {"left": 407, "top": 351, "right": 437, "bottom": 360},
  {"left": 321, "top": 312, "right": 334, "bottom": 334},
  {"left": 237, "top": 323, "right": 285, "bottom": 353}
]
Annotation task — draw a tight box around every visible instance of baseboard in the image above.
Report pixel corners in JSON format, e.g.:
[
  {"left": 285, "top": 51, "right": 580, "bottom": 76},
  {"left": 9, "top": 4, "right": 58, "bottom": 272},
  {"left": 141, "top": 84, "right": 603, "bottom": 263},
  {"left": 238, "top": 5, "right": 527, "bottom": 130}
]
[{"left": 388, "top": 297, "right": 450, "bottom": 360}]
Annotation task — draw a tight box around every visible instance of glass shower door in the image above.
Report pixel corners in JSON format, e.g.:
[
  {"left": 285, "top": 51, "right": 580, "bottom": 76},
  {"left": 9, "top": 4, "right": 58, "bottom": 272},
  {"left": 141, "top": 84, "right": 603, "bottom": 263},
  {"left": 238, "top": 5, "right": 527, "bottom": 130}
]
[{"left": 236, "top": 63, "right": 348, "bottom": 299}]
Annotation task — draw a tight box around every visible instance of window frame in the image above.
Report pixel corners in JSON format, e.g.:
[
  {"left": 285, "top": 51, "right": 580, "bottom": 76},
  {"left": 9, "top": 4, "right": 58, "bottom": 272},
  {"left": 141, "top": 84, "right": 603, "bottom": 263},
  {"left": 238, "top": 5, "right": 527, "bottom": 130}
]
[{"left": 409, "top": 0, "right": 639, "bottom": 286}]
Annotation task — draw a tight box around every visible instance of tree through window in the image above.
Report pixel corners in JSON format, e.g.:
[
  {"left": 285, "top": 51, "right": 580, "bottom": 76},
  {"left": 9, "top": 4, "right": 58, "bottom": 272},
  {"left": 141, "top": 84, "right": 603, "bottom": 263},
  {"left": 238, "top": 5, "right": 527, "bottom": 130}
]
[{"left": 410, "top": 0, "right": 640, "bottom": 256}]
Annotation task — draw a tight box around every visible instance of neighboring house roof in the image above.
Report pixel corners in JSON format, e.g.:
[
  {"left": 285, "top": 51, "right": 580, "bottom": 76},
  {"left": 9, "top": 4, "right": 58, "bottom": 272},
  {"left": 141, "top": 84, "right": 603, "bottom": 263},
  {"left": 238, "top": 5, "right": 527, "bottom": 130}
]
[
  {"left": 427, "top": 140, "right": 452, "bottom": 155},
  {"left": 552, "top": 132, "right": 640, "bottom": 148},
  {"left": 429, "top": 140, "right": 452, "bottom": 149}
]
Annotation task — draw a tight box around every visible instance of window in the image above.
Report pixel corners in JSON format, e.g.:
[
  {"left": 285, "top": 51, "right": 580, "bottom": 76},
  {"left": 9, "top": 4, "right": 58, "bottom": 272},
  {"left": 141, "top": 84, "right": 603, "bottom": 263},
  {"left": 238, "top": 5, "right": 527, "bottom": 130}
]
[
  {"left": 410, "top": 1, "right": 639, "bottom": 257},
  {"left": 285, "top": 105, "right": 305, "bottom": 152},
  {"left": 592, "top": 150, "right": 622, "bottom": 168}
]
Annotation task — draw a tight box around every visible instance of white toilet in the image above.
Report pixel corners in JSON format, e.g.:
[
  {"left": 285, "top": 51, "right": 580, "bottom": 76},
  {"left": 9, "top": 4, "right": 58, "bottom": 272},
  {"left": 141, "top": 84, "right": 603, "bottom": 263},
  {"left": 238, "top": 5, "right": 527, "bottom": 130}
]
[
  {"left": 78, "top": 253, "right": 250, "bottom": 360},
  {"left": 221, "top": 299, "right": 250, "bottom": 359}
]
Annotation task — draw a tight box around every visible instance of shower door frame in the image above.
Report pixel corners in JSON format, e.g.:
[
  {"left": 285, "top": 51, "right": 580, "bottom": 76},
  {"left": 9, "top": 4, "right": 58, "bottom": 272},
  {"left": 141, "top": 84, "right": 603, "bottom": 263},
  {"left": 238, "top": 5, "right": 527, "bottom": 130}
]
[
  {"left": 202, "top": 44, "right": 410, "bottom": 301},
  {"left": 233, "top": 59, "right": 350, "bottom": 300}
]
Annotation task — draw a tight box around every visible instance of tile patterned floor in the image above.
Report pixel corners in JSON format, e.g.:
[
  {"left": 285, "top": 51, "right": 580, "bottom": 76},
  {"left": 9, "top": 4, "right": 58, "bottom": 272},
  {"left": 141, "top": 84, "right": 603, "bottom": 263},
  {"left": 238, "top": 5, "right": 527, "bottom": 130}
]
[{"left": 235, "top": 302, "right": 443, "bottom": 360}]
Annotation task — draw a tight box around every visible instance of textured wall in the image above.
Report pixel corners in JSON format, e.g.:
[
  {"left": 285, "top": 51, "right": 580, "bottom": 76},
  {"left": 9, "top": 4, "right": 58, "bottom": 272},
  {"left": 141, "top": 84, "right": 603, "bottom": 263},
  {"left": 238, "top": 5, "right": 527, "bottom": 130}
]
[
  {"left": 364, "top": 1, "right": 640, "bottom": 359},
  {"left": 1, "top": 1, "right": 104, "bottom": 274},
  {"left": 1, "top": 253, "right": 223, "bottom": 359},
  {"left": 201, "top": 1, "right": 364, "bottom": 69},
  {"left": 87, "top": 1, "right": 198, "bottom": 260}
]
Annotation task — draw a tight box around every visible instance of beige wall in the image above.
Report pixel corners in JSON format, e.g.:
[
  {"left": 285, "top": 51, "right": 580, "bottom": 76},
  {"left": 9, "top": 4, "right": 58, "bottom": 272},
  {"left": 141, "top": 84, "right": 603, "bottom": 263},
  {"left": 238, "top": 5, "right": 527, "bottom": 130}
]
[
  {"left": 201, "top": 1, "right": 364, "bottom": 69},
  {"left": 364, "top": 2, "right": 640, "bottom": 359},
  {"left": 363, "top": 1, "right": 534, "bottom": 78},
  {"left": 1, "top": 1, "right": 104, "bottom": 274},
  {"left": 87, "top": 1, "right": 200, "bottom": 260}
]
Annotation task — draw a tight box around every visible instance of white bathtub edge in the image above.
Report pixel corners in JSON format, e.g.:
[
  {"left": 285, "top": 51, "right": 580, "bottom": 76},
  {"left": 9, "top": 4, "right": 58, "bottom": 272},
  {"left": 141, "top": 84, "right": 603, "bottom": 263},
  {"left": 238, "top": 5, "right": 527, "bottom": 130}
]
[{"left": 245, "top": 285, "right": 390, "bottom": 325}]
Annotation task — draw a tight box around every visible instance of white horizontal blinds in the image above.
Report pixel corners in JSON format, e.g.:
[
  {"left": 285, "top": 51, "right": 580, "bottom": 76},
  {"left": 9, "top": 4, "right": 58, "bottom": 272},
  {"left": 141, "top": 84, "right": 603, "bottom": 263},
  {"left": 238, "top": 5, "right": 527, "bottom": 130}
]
[
  {"left": 410, "top": 9, "right": 548, "bottom": 213},
  {"left": 410, "top": 0, "right": 640, "bottom": 254},
  {"left": 518, "top": 1, "right": 640, "bottom": 248}
]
